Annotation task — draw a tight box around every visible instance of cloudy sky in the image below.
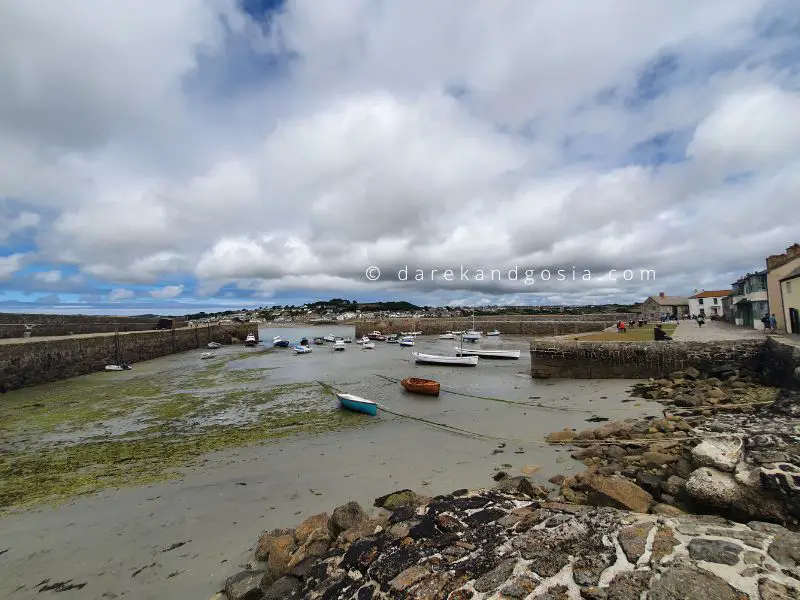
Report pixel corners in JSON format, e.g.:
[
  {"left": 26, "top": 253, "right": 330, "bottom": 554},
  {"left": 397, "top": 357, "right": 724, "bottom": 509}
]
[{"left": 1, "top": 0, "right": 799, "bottom": 314}]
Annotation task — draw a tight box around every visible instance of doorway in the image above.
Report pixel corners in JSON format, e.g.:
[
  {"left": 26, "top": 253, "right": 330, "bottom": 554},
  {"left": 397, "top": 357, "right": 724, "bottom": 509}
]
[{"left": 790, "top": 308, "right": 800, "bottom": 334}]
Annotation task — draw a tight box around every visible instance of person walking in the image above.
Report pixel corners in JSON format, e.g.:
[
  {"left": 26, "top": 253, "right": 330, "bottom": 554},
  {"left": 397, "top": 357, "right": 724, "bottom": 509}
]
[{"left": 770, "top": 313, "right": 778, "bottom": 334}]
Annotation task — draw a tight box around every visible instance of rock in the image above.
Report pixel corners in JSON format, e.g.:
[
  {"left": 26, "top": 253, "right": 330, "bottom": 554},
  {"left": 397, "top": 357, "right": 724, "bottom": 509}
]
[
  {"left": 768, "top": 530, "right": 800, "bottom": 567},
  {"left": 691, "top": 439, "right": 742, "bottom": 472},
  {"left": 389, "top": 564, "right": 430, "bottom": 592},
  {"left": 374, "top": 489, "right": 419, "bottom": 510},
  {"left": 388, "top": 505, "right": 416, "bottom": 524},
  {"left": 685, "top": 467, "right": 741, "bottom": 507},
  {"left": 618, "top": 523, "right": 652, "bottom": 563},
  {"left": 493, "top": 475, "right": 548, "bottom": 499},
  {"left": 661, "top": 475, "right": 686, "bottom": 496},
  {"left": 651, "top": 526, "right": 679, "bottom": 563},
  {"left": 474, "top": 557, "right": 517, "bottom": 592},
  {"left": 547, "top": 429, "right": 575, "bottom": 443},
  {"left": 707, "top": 387, "right": 725, "bottom": 399},
  {"left": 266, "top": 534, "right": 296, "bottom": 579},
  {"left": 549, "top": 474, "right": 566, "bottom": 485},
  {"left": 635, "top": 472, "right": 663, "bottom": 498},
  {"left": 533, "top": 584, "right": 570, "bottom": 599},
  {"left": 224, "top": 570, "right": 263, "bottom": 600},
  {"left": 584, "top": 475, "right": 653, "bottom": 513},
  {"left": 294, "top": 513, "right": 329, "bottom": 546},
  {"left": 758, "top": 578, "right": 800, "bottom": 600},
  {"left": 254, "top": 528, "right": 293, "bottom": 562},
  {"left": 340, "top": 517, "right": 387, "bottom": 544},
  {"left": 652, "top": 503, "right": 685, "bottom": 517},
  {"left": 688, "top": 538, "right": 743, "bottom": 565},
  {"left": 685, "top": 367, "right": 700, "bottom": 379},
  {"left": 329, "top": 501, "right": 368, "bottom": 536},
  {"left": 521, "top": 464, "right": 541, "bottom": 475},
  {"left": 262, "top": 575, "right": 301, "bottom": 600},
  {"left": 499, "top": 575, "right": 538, "bottom": 598},
  {"left": 436, "top": 514, "right": 466, "bottom": 533},
  {"left": 642, "top": 452, "right": 680, "bottom": 468},
  {"left": 649, "top": 565, "right": 748, "bottom": 600},
  {"left": 605, "top": 570, "right": 652, "bottom": 600}
]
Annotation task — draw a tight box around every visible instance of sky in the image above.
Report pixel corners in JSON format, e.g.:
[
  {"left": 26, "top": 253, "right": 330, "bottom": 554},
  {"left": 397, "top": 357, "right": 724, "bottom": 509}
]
[{"left": 1, "top": 0, "right": 799, "bottom": 314}]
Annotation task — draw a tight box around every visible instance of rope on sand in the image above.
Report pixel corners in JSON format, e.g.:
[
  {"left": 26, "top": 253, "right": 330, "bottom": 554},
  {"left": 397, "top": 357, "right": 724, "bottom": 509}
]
[{"left": 315, "top": 380, "right": 745, "bottom": 446}]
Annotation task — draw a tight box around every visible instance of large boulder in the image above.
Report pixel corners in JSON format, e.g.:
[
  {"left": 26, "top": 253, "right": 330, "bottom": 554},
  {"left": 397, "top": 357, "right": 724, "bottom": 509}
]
[
  {"left": 374, "top": 489, "right": 420, "bottom": 510},
  {"left": 691, "top": 439, "right": 743, "bottom": 472},
  {"left": 266, "top": 534, "right": 296, "bottom": 580},
  {"left": 254, "top": 528, "right": 293, "bottom": 562},
  {"left": 583, "top": 475, "right": 653, "bottom": 513},
  {"left": 329, "top": 501, "right": 368, "bottom": 537},
  {"left": 685, "top": 468, "right": 740, "bottom": 507},
  {"left": 224, "top": 570, "right": 263, "bottom": 600},
  {"left": 294, "top": 513, "right": 330, "bottom": 546}
]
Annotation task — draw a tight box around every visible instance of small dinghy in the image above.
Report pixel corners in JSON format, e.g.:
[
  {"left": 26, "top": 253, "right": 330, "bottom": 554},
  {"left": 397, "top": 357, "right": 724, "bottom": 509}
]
[
  {"left": 439, "top": 332, "right": 455, "bottom": 339},
  {"left": 294, "top": 345, "right": 312, "bottom": 354},
  {"left": 454, "top": 347, "right": 520, "bottom": 359},
  {"left": 207, "top": 341, "right": 222, "bottom": 349},
  {"left": 333, "top": 340, "right": 346, "bottom": 351},
  {"left": 358, "top": 336, "right": 370, "bottom": 344},
  {"left": 200, "top": 351, "right": 217, "bottom": 359},
  {"left": 362, "top": 342, "right": 375, "bottom": 349},
  {"left": 412, "top": 352, "right": 478, "bottom": 366},
  {"left": 336, "top": 392, "right": 378, "bottom": 416},
  {"left": 273, "top": 336, "right": 290, "bottom": 347},
  {"left": 398, "top": 337, "right": 414, "bottom": 347},
  {"left": 486, "top": 329, "right": 500, "bottom": 336},
  {"left": 105, "top": 364, "right": 132, "bottom": 371},
  {"left": 401, "top": 377, "right": 440, "bottom": 396}
]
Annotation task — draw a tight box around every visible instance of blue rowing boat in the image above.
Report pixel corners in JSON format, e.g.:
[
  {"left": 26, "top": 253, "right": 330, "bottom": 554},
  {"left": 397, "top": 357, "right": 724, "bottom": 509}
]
[{"left": 336, "top": 392, "right": 378, "bottom": 416}]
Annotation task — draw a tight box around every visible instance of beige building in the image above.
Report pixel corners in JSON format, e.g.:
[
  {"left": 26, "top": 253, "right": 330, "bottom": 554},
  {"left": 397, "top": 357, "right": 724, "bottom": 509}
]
[
  {"left": 766, "top": 243, "right": 800, "bottom": 332},
  {"left": 639, "top": 292, "right": 689, "bottom": 321},
  {"left": 779, "top": 267, "right": 800, "bottom": 334}
]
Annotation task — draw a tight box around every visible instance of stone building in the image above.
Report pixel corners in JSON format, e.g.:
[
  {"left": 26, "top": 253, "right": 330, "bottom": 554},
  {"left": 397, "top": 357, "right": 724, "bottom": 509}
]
[
  {"left": 688, "top": 289, "right": 730, "bottom": 319},
  {"left": 766, "top": 243, "right": 800, "bottom": 332},
  {"left": 779, "top": 266, "right": 800, "bottom": 334},
  {"left": 639, "top": 292, "right": 689, "bottom": 320},
  {"left": 730, "top": 270, "right": 769, "bottom": 329}
]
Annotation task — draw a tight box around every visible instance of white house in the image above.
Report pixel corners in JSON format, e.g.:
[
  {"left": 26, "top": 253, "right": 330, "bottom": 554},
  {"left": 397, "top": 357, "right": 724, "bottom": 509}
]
[{"left": 688, "top": 290, "right": 730, "bottom": 318}]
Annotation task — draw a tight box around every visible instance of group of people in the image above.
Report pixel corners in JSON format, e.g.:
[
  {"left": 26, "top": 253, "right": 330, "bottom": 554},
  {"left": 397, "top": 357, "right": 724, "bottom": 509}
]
[{"left": 762, "top": 313, "right": 778, "bottom": 333}]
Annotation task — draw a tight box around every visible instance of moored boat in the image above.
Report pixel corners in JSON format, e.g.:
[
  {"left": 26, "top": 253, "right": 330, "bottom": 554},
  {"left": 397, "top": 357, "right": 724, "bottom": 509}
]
[
  {"left": 104, "top": 364, "right": 132, "bottom": 371},
  {"left": 462, "top": 330, "right": 481, "bottom": 342},
  {"left": 454, "top": 346, "right": 520, "bottom": 359},
  {"left": 367, "top": 331, "right": 385, "bottom": 340},
  {"left": 324, "top": 334, "right": 336, "bottom": 343},
  {"left": 245, "top": 333, "right": 258, "bottom": 347},
  {"left": 412, "top": 352, "right": 478, "bottom": 366},
  {"left": 398, "top": 337, "right": 414, "bottom": 347},
  {"left": 207, "top": 341, "right": 222, "bottom": 349},
  {"left": 343, "top": 336, "right": 353, "bottom": 343},
  {"left": 294, "top": 345, "right": 312, "bottom": 354},
  {"left": 358, "top": 336, "right": 370, "bottom": 344},
  {"left": 273, "top": 336, "right": 290, "bottom": 347},
  {"left": 336, "top": 392, "right": 378, "bottom": 416},
  {"left": 200, "top": 351, "right": 217, "bottom": 359},
  {"left": 333, "top": 339, "right": 346, "bottom": 351},
  {"left": 386, "top": 335, "right": 399, "bottom": 344},
  {"left": 300, "top": 337, "right": 310, "bottom": 346},
  {"left": 362, "top": 341, "right": 375, "bottom": 349},
  {"left": 486, "top": 329, "right": 500, "bottom": 336},
  {"left": 439, "top": 332, "right": 455, "bottom": 339},
  {"left": 401, "top": 377, "right": 440, "bottom": 396},
  {"left": 313, "top": 337, "right": 325, "bottom": 345}
]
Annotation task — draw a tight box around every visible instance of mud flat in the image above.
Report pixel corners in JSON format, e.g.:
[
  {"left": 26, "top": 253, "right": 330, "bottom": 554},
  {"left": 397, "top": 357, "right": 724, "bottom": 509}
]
[{"left": 0, "top": 333, "right": 660, "bottom": 599}]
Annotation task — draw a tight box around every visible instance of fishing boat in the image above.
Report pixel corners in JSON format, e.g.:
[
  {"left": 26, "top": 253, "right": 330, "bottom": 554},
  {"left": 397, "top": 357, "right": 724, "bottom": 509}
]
[
  {"left": 454, "top": 346, "right": 520, "bottom": 359},
  {"left": 200, "top": 351, "right": 217, "bottom": 359},
  {"left": 245, "top": 333, "right": 258, "bottom": 347},
  {"left": 401, "top": 377, "right": 440, "bottom": 396},
  {"left": 333, "top": 340, "right": 346, "bottom": 351},
  {"left": 386, "top": 335, "right": 399, "bottom": 344},
  {"left": 336, "top": 392, "right": 378, "bottom": 416},
  {"left": 294, "top": 345, "right": 312, "bottom": 354},
  {"left": 367, "top": 331, "right": 385, "bottom": 340},
  {"left": 486, "top": 329, "right": 500, "bottom": 336},
  {"left": 272, "top": 336, "right": 290, "bottom": 347},
  {"left": 412, "top": 352, "right": 478, "bottom": 366},
  {"left": 398, "top": 337, "right": 414, "bottom": 347},
  {"left": 207, "top": 341, "right": 222, "bottom": 349},
  {"left": 323, "top": 334, "right": 336, "bottom": 343},
  {"left": 362, "top": 341, "right": 375, "bottom": 350},
  {"left": 358, "top": 336, "right": 370, "bottom": 344}
]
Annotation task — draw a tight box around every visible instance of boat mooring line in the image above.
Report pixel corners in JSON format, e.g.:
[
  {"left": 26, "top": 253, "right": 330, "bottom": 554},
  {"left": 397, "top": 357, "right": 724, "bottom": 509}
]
[
  {"left": 374, "top": 374, "right": 536, "bottom": 407},
  {"left": 315, "top": 381, "right": 746, "bottom": 446}
]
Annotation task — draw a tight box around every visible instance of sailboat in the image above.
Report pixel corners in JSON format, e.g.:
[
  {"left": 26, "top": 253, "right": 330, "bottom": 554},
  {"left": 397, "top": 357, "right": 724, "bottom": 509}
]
[{"left": 463, "top": 307, "right": 481, "bottom": 342}]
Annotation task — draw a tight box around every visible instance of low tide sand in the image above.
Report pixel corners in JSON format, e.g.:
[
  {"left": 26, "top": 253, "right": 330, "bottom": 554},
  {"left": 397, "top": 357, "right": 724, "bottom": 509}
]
[{"left": 0, "top": 327, "right": 660, "bottom": 599}]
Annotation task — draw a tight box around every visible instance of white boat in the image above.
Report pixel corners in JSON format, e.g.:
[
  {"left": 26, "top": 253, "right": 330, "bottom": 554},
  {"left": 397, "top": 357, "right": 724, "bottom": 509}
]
[
  {"left": 245, "top": 333, "right": 257, "bottom": 347},
  {"left": 104, "top": 364, "right": 132, "bottom": 371},
  {"left": 454, "top": 346, "right": 520, "bottom": 359},
  {"left": 200, "top": 351, "right": 217, "bottom": 359},
  {"left": 343, "top": 336, "right": 353, "bottom": 343},
  {"left": 359, "top": 336, "right": 370, "bottom": 344},
  {"left": 362, "top": 342, "right": 375, "bottom": 350},
  {"left": 399, "top": 337, "right": 414, "bottom": 347},
  {"left": 386, "top": 336, "right": 399, "bottom": 344},
  {"left": 324, "top": 334, "right": 336, "bottom": 343},
  {"left": 439, "top": 332, "right": 455, "bottom": 339},
  {"left": 207, "top": 341, "right": 222, "bottom": 349},
  {"left": 411, "top": 331, "right": 422, "bottom": 336},
  {"left": 412, "top": 352, "right": 478, "bottom": 366},
  {"left": 462, "top": 331, "right": 481, "bottom": 342},
  {"left": 486, "top": 329, "right": 500, "bottom": 336},
  {"left": 333, "top": 340, "right": 346, "bottom": 351},
  {"left": 294, "top": 345, "right": 312, "bottom": 354}
]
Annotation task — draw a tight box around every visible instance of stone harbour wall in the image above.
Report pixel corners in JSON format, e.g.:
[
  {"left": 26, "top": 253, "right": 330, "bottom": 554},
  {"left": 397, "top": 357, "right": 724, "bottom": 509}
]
[
  {"left": 0, "top": 324, "right": 257, "bottom": 393},
  {"left": 0, "top": 312, "right": 188, "bottom": 339},
  {"left": 760, "top": 337, "right": 800, "bottom": 389},
  {"left": 355, "top": 319, "right": 616, "bottom": 337},
  {"left": 530, "top": 339, "right": 766, "bottom": 379}
]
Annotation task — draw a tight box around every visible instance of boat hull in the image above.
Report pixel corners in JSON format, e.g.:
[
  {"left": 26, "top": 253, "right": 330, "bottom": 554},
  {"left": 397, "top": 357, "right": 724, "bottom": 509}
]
[
  {"left": 336, "top": 393, "right": 378, "bottom": 416},
  {"left": 412, "top": 352, "right": 478, "bottom": 366},
  {"left": 401, "top": 377, "right": 440, "bottom": 396},
  {"left": 454, "top": 347, "right": 520, "bottom": 359}
]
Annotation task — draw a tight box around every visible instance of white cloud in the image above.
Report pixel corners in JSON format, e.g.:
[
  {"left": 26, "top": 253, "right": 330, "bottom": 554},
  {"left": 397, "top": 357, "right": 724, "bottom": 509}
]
[
  {"left": 0, "top": 253, "right": 27, "bottom": 279},
  {"left": 149, "top": 285, "right": 184, "bottom": 299},
  {"left": 109, "top": 288, "right": 135, "bottom": 301},
  {"left": 34, "top": 270, "right": 62, "bottom": 284},
  {"left": 0, "top": 0, "right": 798, "bottom": 304}
]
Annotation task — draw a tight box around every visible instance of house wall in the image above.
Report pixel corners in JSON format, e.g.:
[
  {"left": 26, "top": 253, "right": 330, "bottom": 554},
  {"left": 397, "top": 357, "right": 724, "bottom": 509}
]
[
  {"left": 688, "top": 297, "right": 726, "bottom": 317},
  {"left": 767, "top": 253, "right": 800, "bottom": 332},
  {"left": 781, "top": 277, "right": 800, "bottom": 334}
]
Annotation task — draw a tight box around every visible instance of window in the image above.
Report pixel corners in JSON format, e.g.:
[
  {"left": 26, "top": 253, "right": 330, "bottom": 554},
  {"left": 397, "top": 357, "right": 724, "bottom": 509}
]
[
  {"left": 713, "top": 298, "right": 718, "bottom": 304},
  {"left": 698, "top": 298, "right": 704, "bottom": 305}
]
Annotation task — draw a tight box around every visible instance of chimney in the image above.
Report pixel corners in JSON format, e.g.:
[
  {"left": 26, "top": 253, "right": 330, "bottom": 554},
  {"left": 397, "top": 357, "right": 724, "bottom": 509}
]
[{"left": 659, "top": 292, "right": 665, "bottom": 297}]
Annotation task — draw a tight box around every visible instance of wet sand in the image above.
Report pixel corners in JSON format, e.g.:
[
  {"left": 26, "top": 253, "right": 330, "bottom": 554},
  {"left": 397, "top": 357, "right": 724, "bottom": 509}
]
[{"left": 0, "top": 328, "right": 660, "bottom": 599}]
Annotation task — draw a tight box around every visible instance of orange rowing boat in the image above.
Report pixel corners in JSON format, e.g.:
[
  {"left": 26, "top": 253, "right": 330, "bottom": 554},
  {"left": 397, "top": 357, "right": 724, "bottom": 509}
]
[{"left": 401, "top": 377, "right": 440, "bottom": 396}]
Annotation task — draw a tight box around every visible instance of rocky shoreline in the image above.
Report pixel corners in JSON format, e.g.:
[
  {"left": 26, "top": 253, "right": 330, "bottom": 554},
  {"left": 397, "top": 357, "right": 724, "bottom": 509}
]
[{"left": 213, "top": 365, "right": 800, "bottom": 599}]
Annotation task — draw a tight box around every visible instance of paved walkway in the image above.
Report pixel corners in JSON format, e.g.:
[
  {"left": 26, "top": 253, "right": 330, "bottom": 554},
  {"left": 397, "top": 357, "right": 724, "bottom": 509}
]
[{"left": 671, "top": 319, "right": 767, "bottom": 341}]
